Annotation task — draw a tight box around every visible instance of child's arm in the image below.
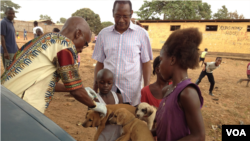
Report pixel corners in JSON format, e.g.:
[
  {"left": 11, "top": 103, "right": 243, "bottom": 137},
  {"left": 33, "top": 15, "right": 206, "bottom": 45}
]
[
  {"left": 177, "top": 86, "right": 205, "bottom": 141},
  {"left": 117, "top": 93, "right": 124, "bottom": 104},
  {"left": 151, "top": 128, "right": 157, "bottom": 137},
  {"left": 203, "top": 62, "right": 208, "bottom": 71}
]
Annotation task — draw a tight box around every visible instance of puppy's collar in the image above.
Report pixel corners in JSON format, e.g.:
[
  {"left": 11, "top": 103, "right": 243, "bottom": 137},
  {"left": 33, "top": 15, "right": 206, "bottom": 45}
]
[
  {"left": 143, "top": 115, "right": 148, "bottom": 117},
  {"left": 122, "top": 117, "right": 136, "bottom": 127}
]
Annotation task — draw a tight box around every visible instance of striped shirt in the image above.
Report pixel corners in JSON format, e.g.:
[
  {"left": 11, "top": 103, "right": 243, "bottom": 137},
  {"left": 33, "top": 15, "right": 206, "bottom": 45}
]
[{"left": 92, "top": 22, "right": 153, "bottom": 106}]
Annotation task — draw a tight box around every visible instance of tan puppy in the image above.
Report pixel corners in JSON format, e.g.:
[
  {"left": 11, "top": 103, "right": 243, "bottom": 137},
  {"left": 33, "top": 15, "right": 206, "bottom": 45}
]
[
  {"left": 135, "top": 102, "right": 157, "bottom": 130},
  {"left": 109, "top": 108, "right": 154, "bottom": 141},
  {"left": 82, "top": 104, "right": 136, "bottom": 141}
]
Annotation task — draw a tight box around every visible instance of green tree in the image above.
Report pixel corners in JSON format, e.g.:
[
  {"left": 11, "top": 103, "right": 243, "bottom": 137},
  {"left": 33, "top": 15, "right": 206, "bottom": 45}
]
[
  {"left": 199, "top": 2, "right": 212, "bottom": 20},
  {"left": 135, "top": 0, "right": 212, "bottom": 20},
  {"left": 213, "top": 5, "right": 229, "bottom": 19},
  {"left": 1, "top": 1, "right": 21, "bottom": 18},
  {"left": 60, "top": 17, "right": 67, "bottom": 23},
  {"left": 72, "top": 8, "right": 102, "bottom": 35},
  {"left": 40, "top": 14, "right": 52, "bottom": 21},
  {"left": 101, "top": 21, "right": 114, "bottom": 29}
]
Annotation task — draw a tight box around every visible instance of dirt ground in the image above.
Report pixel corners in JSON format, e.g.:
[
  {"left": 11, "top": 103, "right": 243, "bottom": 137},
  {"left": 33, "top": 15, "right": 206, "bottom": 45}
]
[{"left": 1, "top": 40, "right": 250, "bottom": 141}]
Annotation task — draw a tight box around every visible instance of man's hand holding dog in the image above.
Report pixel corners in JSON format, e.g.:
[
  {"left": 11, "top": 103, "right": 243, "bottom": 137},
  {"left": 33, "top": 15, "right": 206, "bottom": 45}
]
[{"left": 85, "top": 87, "right": 107, "bottom": 116}]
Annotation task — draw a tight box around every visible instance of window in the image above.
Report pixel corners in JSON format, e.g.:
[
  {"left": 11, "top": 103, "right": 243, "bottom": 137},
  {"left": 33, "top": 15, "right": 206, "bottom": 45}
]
[
  {"left": 170, "top": 25, "right": 180, "bottom": 31},
  {"left": 206, "top": 25, "right": 218, "bottom": 31},
  {"left": 143, "top": 25, "right": 149, "bottom": 31},
  {"left": 247, "top": 25, "right": 250, "bottom": 32}
]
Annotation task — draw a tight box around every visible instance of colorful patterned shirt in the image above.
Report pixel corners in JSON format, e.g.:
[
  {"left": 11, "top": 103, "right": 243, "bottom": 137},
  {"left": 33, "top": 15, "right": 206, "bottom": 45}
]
[
  {"left": 92, "top": 22, "right": 153, "bottom": 106},
  {"left": 1, "top": 33, "right": 82, "bottom": 113}
]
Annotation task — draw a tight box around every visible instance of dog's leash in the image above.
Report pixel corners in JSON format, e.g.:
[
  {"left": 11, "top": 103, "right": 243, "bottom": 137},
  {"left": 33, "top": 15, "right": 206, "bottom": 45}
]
[{"left": 122, "top": 117, "right": 136, "bottom": 127}]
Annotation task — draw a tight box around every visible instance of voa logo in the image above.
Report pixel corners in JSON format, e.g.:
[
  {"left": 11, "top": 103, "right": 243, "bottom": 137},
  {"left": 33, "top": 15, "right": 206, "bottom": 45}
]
[{"left": 226, "top": 129, "right": 246, "bottom": 136}]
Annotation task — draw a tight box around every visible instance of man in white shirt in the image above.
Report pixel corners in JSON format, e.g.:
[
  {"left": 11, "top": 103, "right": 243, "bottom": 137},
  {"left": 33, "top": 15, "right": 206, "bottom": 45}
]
[
  {"left": 195, "top": 57, "right": 222, "bottom": 96},
  {"left": 33, "top": 21, "right": 43, "bottom": 38}
]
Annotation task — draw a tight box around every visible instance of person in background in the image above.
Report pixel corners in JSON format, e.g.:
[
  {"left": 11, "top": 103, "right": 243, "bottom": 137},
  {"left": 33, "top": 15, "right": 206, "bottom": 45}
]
[
  {"left": 237, "top": 62, "right": 250, "bottom": 87},
  {"left": 199, "top": 48, "right": 208, "bottom": 67},
  {"left": 1, "top": 7, "right": 19, "bottom": 70},
  {"left": 141, "top": 56, "right": 172, "bottom": 108},
  {"left": 24, "top": 29, "right": 28, "bottom": 40},
  {"left": 92, "top": 0, "right": 153, "bottom": 106},
  {"left": 53, "top": 28, "right": 60, "bottom": 33},
  {"left": 36, "top": 28, "right": 43, "bottom": 37},
  {"left": 195, "top": 57, "right": 222, "bottom": 96},
  {"left": 16, "top": 31, "right": 19, "bottom": 38},
  {"left": 33, "top": 21, "right": 43, "bottom": 38}
]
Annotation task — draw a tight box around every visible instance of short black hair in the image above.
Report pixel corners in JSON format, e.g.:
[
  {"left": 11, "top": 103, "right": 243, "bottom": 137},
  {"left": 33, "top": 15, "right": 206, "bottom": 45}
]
[
  {"left": 34, "top": 21, "right": 38, "bottom": 26},
  {"left": 205, "top": 48, "right": 208, "bottom": 51},
  {"left": 5, "top": 7, "right": 14, "bottom": 13},
  {"left": 53, "top": 28, "right": 60, "bottom": 32},
  {"left": 153, "top": 56, "right": 161, "bottom": 75},
  {"left": 113, "top": 0, "right": 132, "bottom": 13},
  {"left": 96, "top": 68, "right": 113, "bottom": 81},
  {"left": 216, "top": 57, "right": 222, "bottom": 60},
  {"left": 161, "top": 28, "right": 202, "bottom": 69}
]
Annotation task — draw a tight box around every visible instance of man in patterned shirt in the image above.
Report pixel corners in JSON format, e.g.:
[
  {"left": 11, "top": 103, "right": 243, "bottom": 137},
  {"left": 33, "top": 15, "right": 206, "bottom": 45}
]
[
  {"left": 1, "top": 17, "right": 107, "bottom": 116},
  {"left": 92, "top": 0, "right": 153, "bottom": 106}
]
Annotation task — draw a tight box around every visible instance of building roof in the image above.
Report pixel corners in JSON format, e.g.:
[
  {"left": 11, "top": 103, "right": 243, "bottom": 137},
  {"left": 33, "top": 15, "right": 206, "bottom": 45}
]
[
  {"left": 139, "top": 19, "right": 250, "bottom": 23},
  {"left": 29, "top": 20, "right": 55, "bottom": 24},
  {"left": 55, "top": 23, "right": 64, "bottom": 25}
]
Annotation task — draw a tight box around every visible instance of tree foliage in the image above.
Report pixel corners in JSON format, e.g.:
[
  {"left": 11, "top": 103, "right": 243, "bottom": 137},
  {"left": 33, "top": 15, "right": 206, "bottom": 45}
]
[
  {"left": 213, "top": 5, "right": 245, "bottom": 19},
  {"left": 0, "top": 1, "right": 21, "bottom": 18},
  {"left": 212, "top": 5, "right": 229, "bottom": 19},
  {"left": 40, "top": 14, "right": 52, "bottom": 21},
  {"left": 228, "top": 10, "right": 245, "bottom": 19},
  {"left": 72, "top": 8, "right": 102, "bottom": 35},
  {"left": 60, "top": 17, "right": 67, "bottom": 23},
  {"left": 101, "top": 21, "right": 114, "bottom": 29},
  {"left": 135, "top": 0, "right": 212, "bottom": 20}
]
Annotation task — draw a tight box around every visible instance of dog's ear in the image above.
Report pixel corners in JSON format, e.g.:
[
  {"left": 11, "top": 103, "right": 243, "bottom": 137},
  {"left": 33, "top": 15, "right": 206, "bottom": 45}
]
[
  {"left": 85, "top": 112, "right": 88, "bottom": 119},
  {"left": 109, "top": 112, "right": 114, "bottom": 119},
  {"left": 117, "top": 112, "right": 126, "bottom": 125},
  {"left": 135, "top": 106, "right": 138, "bottom": 114},
  {"left": 146, "top": 107, "right": 154, "bottom": 117},
  {"left": 92, "top": 113, "right": 101, "bottom": 127}
]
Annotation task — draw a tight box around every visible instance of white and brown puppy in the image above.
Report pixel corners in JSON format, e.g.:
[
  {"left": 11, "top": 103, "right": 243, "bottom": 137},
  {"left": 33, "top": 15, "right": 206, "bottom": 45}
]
[
  {"left": 109, "top": 108, "right": 154, "bottom": 141},
  {"left": 135, "top": 102, "right": 157, "bottom": 130}
]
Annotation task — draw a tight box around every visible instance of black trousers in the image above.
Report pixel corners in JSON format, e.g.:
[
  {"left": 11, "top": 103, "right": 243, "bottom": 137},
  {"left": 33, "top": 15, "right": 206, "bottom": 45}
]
[{"left": 196, "top": 70, "right": 215, "bottom": 92}]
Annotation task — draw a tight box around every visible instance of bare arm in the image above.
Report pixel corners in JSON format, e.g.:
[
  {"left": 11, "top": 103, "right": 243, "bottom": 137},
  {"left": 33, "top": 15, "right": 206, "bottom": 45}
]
[
  {"left": 55, "top": 83, "right": 71, "bottom": 92},
  {"left": 202, "top": 62, "right": 207, "bottom": 71},
  {"left": 143, "top": 61, "right": 152, "bottom": 87},
  {"left": 70, "top": 87, "right": 96, "bottom": 108},
  {"left": 177, "top": 86, "right": 205, "bottom": 141},
  {"left": 93, "top": 61, "right": 104, "bottom": 92},
  {"left": 151, "top": 128, "right": 157, "bottom": 137},
  {"left": 117, "top": 93, "right": 123, "bottom": 104},
  {"left": 1, "top": 35, "right": 10, "bottom": 60}
]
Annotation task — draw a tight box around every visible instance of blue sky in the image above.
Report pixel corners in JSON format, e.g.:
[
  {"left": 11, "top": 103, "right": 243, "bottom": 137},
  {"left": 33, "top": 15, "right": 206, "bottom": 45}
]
[{"left": 12, "top": 0, "right": 250, "bottom": 23}]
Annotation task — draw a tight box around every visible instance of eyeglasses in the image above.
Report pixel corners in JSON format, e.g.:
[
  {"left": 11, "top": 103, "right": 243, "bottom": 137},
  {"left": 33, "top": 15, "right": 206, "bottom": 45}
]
[{"left": 114, "top": 14, "right": 131, "bottom": 20}]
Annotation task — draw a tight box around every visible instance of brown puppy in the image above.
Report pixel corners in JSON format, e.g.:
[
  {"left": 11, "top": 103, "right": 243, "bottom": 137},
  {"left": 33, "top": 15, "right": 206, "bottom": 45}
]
[
  {"left": 135, "top": 102, "right": 157, "bottom": 130},
  {"left": 82, "top": 104, "right": 136, "bottom": 141},
  {"left": 109, "top": 108, "right": 154, "bottom": 141}
]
